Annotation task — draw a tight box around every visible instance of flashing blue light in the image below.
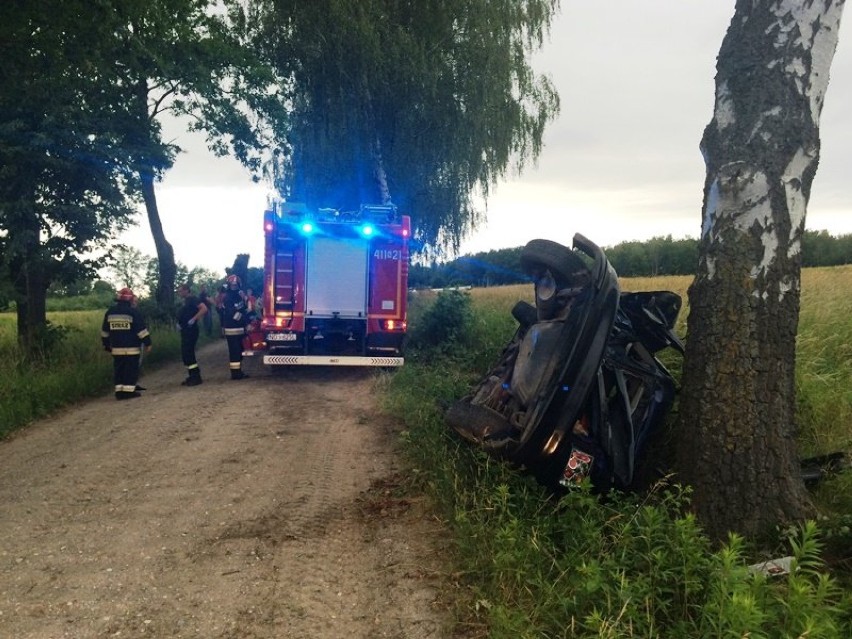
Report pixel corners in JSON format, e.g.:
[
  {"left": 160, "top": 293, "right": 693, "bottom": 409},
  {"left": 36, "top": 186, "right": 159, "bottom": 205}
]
[
  {"left": 359, "top": 224, "right": 375, "bottom": 237},
  {"left": 300, "top": 221, "right": 315, "bottom": 234}
]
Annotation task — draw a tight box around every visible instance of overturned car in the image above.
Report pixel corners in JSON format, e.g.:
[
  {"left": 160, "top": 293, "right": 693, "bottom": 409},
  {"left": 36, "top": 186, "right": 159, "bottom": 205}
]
[{"left": 445, "top": 234, "right": 685, "bottom": 492}]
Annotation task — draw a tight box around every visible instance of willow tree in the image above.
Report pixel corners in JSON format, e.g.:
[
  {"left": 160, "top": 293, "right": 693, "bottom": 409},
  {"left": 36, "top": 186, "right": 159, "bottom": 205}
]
[
  {"left": 249, "top": 0, "right": 560, "bottom": 250},
  {"left": 677, "top": 0, "right": 846, "bottom": 540}
]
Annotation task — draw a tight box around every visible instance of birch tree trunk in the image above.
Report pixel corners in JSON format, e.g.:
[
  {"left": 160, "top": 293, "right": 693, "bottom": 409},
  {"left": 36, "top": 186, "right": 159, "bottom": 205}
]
[{"left": 677, "top": 0, "right": 845, "bottom": 540}]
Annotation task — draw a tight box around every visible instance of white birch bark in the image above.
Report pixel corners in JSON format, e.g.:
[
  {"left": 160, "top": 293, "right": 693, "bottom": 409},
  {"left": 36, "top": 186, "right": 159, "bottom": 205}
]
[{"left": 677, "top": 0, "right": 845, "bottom": 540}]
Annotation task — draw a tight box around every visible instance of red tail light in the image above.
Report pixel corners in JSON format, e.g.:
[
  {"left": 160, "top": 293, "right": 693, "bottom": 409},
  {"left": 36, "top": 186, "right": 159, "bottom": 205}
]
[{"left": 384, "top": 320, "right": 407, "bottom": 331}]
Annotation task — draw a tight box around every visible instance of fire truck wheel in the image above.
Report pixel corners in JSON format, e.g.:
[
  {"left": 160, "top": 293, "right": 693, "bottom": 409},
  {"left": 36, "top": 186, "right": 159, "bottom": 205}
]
[
  {"left": 445, "top": 396, "right": 512, "bottom": 444},
  {"left": 520, "top": 239, "right": 589, "bottom": 288}
]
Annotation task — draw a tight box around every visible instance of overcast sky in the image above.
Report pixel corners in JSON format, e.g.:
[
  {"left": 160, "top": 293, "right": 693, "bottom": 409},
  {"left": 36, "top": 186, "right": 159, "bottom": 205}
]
[{"left": 119, "top": 0, "right": 852, "bottom": 273}]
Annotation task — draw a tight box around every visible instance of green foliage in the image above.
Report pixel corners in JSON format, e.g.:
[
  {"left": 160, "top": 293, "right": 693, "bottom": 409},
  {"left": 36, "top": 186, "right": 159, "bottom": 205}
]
[
  {"left": 406, "top": 290, "right": 475, "bottom": 359},
  {"left": 46, "top": 288, "right": 116, "bottom": 312},
  {"left": 0, "top": 0, "right": 288, "bottom": 319},
  {"left": 802, "top": 230, "right": 852, "bottom": 267},
  {"left": 383, "top": 278, "right": 852, "bottom": 638},
  {"left": 106, "top": 245, "right": 151, "bottom": 292},
  {"left": 410, "top": 247, "right": 528, "bottom": 289},
  {"left": 249, "top": 0, "right": 560, "bottom": 251},
  {"left": 607, "top": 236, "right": 699, "bottom": 277},
  {"left": 0, "top": 0, "right": 144, "bottom": 341}
]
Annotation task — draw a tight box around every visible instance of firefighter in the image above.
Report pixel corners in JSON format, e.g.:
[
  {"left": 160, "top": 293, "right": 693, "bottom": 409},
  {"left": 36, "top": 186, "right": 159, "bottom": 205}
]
[
  {"left": 101, "top": 287, "right": 152, "bottom": 400},
  {"left": 176, "top": 283, "right": 207, "bottom": 386},
  {"left": 221, "top": 274, "right": 250, "bottom": 380}
]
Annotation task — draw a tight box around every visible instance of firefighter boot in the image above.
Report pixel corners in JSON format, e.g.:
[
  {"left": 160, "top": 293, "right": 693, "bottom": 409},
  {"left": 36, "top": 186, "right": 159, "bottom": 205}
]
[
  {"left": 182, "top": 367, "right": 203, "bottom": 386},
  {"left": 230, "top": 369, "right": 249, "bottom": 380}
]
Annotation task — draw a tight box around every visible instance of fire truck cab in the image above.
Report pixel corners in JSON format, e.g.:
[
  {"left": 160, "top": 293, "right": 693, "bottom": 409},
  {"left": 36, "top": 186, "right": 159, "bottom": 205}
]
[{"left": 249, "top": 200, "right": 410, "bottom": 367}]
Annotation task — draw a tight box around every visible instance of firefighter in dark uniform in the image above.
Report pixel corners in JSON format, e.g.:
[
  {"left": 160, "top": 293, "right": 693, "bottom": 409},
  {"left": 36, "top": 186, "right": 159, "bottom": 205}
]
[
  {"left": 222, "top": 274, "right": 250, "bottom": 380},
  {"left": 176, "top": 283, "right": 207, "bottom": 386},
  {"left": 101, "top": 287, "right": 152, "bottom": 400}
]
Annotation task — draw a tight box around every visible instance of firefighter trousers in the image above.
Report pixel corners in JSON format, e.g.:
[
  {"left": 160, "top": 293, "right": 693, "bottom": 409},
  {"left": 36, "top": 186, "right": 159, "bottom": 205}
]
[
  {"left": 225, "top": 333, "right": 244, "bottom": 372},
  {"left": 181, "top": 326, "right": 201, "bottom": 380},
  {"left": 113, "top": 354, "right": 140, "bottom": 398}
]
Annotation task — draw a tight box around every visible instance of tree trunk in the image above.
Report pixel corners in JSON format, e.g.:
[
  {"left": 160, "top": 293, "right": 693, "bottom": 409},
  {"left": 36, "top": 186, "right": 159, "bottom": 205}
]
[
  {"left": 140, "top": 167, "right": 176, "bottom": 313},
  {"left": 677, "top": 0, "right": 845, "bottom": 541},
  {"left": 12, "top": 257, "right": 48, "bottom": 353},
  {"left": 9, "top": 209, "right": 49, "bottom": 352}
]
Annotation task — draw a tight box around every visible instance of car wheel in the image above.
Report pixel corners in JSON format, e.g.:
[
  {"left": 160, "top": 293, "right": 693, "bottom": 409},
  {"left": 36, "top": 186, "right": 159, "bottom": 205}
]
[{"left": 520, "top": 239, "right": 589, "bottom": 287}]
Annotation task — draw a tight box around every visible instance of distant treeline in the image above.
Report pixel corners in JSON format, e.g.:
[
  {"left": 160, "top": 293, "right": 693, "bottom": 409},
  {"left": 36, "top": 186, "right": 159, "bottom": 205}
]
[{"left": 409, "top": 230, "right": 852, "bottom": 289}]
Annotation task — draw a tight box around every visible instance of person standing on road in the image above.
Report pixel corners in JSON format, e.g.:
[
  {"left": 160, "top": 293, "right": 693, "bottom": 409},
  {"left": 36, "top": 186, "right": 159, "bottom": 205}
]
[
  {"left": 101, "top": 287, "right": 152, "bottom": 400},
  {"left": 221, "top": 274, "right": 250, "bottom": 380},
  {"left": 198, "top": 284, "right": 214, "bottom": 337},
  {"left": 176, "top": 283, "right": 207, "bottom": 386}
]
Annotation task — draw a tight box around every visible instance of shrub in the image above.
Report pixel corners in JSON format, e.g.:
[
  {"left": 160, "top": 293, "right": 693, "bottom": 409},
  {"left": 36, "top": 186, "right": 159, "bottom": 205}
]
[{"left": 406, "top": 289, "right": 474, "bottom": 358}]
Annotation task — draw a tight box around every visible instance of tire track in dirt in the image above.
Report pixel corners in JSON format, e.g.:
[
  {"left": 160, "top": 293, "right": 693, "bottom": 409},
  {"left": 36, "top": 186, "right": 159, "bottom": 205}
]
[{"left": 0, "top": 341, "right": 450, "bottom": 638}]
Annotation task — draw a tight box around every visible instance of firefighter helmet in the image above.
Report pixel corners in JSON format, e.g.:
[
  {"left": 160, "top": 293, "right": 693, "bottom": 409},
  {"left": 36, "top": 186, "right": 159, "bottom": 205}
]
[
  {"left": 117, "top": 287, "right": 135, "bottom": 301},
  {"left": 226, "top": 274, "right": 241, "bottom": 288}
]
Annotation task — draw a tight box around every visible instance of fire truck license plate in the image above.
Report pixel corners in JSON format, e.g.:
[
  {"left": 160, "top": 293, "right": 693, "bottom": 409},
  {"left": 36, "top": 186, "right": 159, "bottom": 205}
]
[{"left": 268, "top": 333, "right": 297, "bottom": 341}]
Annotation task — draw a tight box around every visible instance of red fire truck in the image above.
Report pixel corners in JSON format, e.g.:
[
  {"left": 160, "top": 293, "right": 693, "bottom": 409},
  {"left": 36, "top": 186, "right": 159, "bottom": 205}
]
[{"left": 246, "top": 200, "right": 410, "bottom": 367}]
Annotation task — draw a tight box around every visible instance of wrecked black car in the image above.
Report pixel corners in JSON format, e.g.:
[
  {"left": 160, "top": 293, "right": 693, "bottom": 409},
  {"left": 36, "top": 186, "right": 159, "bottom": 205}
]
[{"left": 446, "top": 234, "right": 685, "bottom": 492}]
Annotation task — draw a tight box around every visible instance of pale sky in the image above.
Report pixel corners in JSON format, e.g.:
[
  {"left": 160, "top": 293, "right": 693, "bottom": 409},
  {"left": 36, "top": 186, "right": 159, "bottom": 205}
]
[{"left": 118, "top": 0, "right": 852, "bottom": 273}]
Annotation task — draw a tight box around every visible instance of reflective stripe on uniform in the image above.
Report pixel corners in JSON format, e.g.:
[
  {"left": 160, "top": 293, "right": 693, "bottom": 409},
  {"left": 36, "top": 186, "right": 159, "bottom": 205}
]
[
  {"left": 111, "top": 347, "right": 142, "bottom": 355},
  {"left": 187, "top": 363, "right": 199, "bottom": 370},
  {"left": 229, "top": 362, "right": 242, "bottom": 370},
  {"left": 223, "top": 327, "right": 245, "bottom": 336},
  {"left": 137, "top": 328, "right": 150, "bottom": 339},
  {"left": 116, "top": 384, "right": 136, "bottom": 392}
]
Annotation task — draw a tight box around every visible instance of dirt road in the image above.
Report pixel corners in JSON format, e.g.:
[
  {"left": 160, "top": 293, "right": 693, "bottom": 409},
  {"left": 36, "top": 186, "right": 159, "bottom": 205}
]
[{"left": 0, "top": 341, "right": 451, "bottom": 638}]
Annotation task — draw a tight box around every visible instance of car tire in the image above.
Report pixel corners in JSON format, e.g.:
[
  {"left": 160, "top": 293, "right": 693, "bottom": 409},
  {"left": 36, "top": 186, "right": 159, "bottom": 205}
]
[{"left": 520, "top": 239, "right": 589, "bottom": 287}]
